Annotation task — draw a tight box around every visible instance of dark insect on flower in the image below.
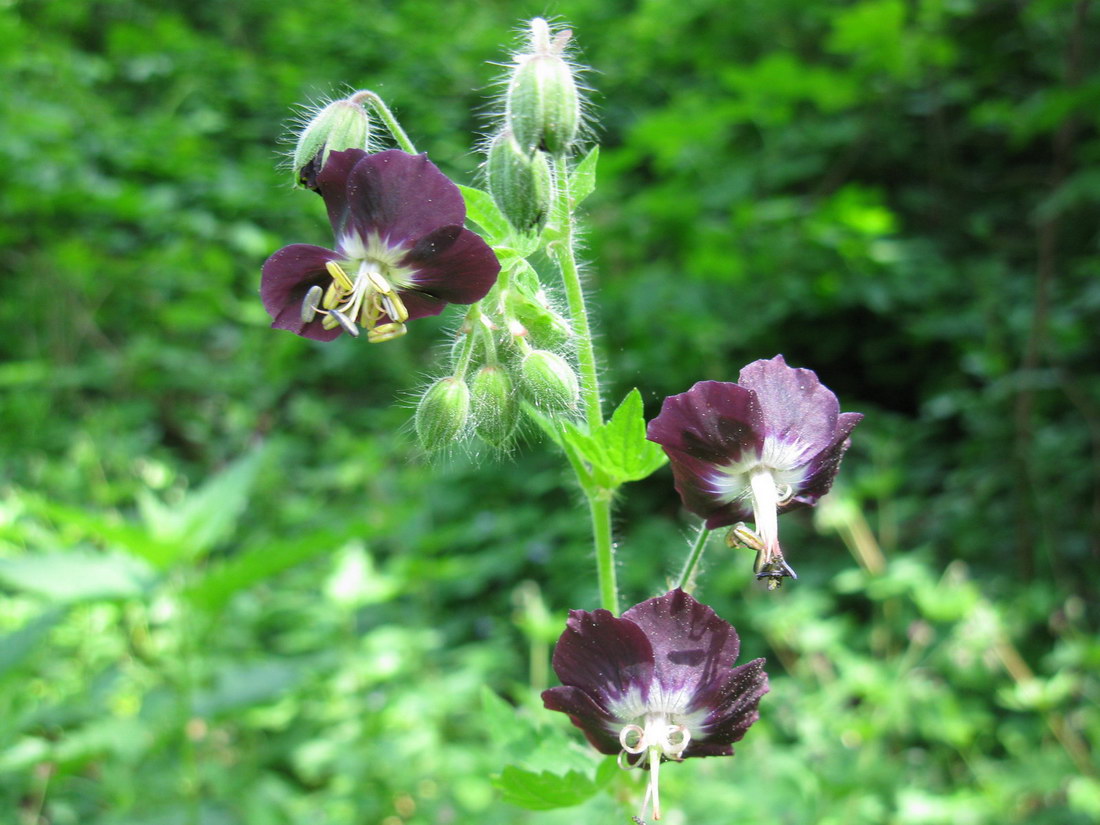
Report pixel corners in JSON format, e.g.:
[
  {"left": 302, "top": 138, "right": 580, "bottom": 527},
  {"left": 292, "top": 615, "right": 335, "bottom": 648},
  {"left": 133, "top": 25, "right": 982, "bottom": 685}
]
[
  {"left": 646, "top": 355, "right": 862, "bottom": 584},
  {"left": 261, "top": 149, "right": 500, "bottom": 343},
  {"left": 542, "top": 589, "right": 768, "bottom": 821}
]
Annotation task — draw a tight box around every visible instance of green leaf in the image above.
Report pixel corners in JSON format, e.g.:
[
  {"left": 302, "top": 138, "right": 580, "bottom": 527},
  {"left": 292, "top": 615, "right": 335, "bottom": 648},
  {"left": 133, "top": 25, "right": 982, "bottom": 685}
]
[
  {"left": 459, "top": 185, "right": 510, "bottom": 244},
  {"left": 138, "top": 446, "right": 266, "bottom": 562},
  {"left": 493, "top": 765, "right": 603, "bottom": 811},
  {"left": 0, "top": 550, "right": 155, "bottom": 602},
  {"left": 185, "top": 526, "right": 361, "bottom": 612},
  {"left": 0, "top": 608, "right": 63, "bottom": 681},
  {"left": 560, "top": 389, "right": 667, "bottom": 487},
  {"left": 19, "top": 496, "right": 181, "bottom": 568},
  {"left": 570, "top": 146, "right": 599, "bottom": 205}
]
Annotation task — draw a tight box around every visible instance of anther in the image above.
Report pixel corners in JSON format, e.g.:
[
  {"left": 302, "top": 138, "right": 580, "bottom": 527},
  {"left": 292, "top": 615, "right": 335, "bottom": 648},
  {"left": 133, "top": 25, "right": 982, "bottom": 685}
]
[
  {"left": 328, "top": 308, "right": 360, "bottom": 337},
  {"left": 300, "top": 285, "right": 323, "bottom": 323},
  {"left": 727, "top": 522, "right": 765, "bottom": 552},
  {"left": 367, "top": 322, "right": 407, "bottom": 343},
  {"left": 325, "top": 260, "right": 355, "bottom": 292},
  {"left": 323, "top": 282, "right": 342, "bottom": 310},
  {"left": 381, "top": 292, "right": 409, "bottom": 324}
]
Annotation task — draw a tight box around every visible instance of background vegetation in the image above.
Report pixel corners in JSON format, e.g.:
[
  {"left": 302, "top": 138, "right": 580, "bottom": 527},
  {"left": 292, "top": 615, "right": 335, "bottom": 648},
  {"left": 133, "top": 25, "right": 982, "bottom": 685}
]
[{"left": 1, "top": 0, "right": 1097, "bottom": 822}]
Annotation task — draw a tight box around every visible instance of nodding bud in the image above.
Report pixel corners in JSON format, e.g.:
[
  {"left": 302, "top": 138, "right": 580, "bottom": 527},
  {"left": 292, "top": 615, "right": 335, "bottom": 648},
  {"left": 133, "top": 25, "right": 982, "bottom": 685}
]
[
  {"left": 506, "top": 18, "right": 580, "bottom": 155},
  {"left": 520, "top": 350, "right": 580, "bottom": 413},
  {"left": 415, "top": 377, "right": 470, "bottom": 449},
  {"left": 487, "top": 130, "right": 552, "bottom": 233},
  {"left": 471, "top": 365, "right": 519, "bottom": 446},
  {"left": 293, "top": 97, "right": 371, "bottom": 190}
]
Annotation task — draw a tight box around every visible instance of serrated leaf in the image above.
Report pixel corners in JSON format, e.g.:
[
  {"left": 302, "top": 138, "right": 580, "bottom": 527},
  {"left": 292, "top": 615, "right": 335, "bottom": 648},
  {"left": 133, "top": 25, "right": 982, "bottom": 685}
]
[
  {"left": 0, "top": 551, "right": 155, "bottom": 602},
  {"left": 493, "top": 765, "right": 601, "bottom": 810},
  {"left": 570, "top": 146, "right": 599, "bottom": 205},
  {"left": 559, "top": 389, "right": 667, "bottom": 487}
]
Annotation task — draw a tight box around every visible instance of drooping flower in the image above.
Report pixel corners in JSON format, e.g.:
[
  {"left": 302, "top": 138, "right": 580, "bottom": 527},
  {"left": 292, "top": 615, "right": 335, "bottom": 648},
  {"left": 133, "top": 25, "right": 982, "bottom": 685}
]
[
  {"left": 646, "top": 355, "right": 862, "bottom": 585},
  {"left": 542, "top": 589, "right": 767, "bottom": 821},
  {"left": 261, "top": 149, "right": 500, "bottom": 343}
]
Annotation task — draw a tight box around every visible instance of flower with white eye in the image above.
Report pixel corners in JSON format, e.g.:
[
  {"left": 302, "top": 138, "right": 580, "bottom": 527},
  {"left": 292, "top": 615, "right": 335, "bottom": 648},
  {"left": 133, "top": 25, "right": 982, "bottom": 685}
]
[
  {"left": 261, "top": 149, "right": 499, "bottom": 343},
  {"left": 646, "top": 355, "right": 862, "bottom": 584},
  {"left": 542, "top": 589, "right": 768, "bottom": 821}
]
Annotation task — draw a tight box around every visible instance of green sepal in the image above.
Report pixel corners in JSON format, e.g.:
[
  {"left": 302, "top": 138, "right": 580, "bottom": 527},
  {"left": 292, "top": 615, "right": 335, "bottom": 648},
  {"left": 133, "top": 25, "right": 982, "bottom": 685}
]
[{"left": 569, "top": 145, "right": 599, "bottom": 205}]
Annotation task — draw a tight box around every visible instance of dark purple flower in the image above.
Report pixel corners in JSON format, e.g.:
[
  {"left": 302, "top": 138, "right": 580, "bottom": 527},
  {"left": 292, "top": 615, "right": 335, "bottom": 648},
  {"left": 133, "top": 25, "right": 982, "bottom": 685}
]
[
  {"left": 261, "top": 149, "right": 500, "bottom": 343},
  {"left": 542, "top": 589, "right": 767, "bottom": 820},
  {"left": 646, "top": 355, "right": 862, "bottom": 583}
]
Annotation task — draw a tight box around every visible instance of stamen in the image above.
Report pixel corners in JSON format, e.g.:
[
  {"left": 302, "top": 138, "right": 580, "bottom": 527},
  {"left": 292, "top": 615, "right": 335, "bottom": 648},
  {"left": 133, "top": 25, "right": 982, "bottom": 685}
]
[
  {"left": 381, "top": 291, "right": 409, "bottom": 324},
  {"left": 619, "top": 724, "right": 646, "bottom": 754},
  {"left": 776, "top": 483, "right": 794, "bottom": 505},
  {"left": 325, "top": 260, "right": 355, "bottom": 292},
  {"left": 726, "top": 522, "right": 765, "bottom": 552},
  {"left": 748, "top": 467, "right": 782, "bottom": 567},
  {"left": 323, "top": 282, "right": 342, "bottom": 310},
  {"left": 300, "top": 285, "right": 323, "bottom": 323},
  {"left": 328, "top": 308, "right": 360, "bottom": 337},
  {"left": 365, "top": 268, "right": 393, "bottom": 295},
  {"left": 367, "top": 322, "right": 407, "bottom": 343},
  {"left": 648, "top": 747, "right": 662, "bottom": 820}
]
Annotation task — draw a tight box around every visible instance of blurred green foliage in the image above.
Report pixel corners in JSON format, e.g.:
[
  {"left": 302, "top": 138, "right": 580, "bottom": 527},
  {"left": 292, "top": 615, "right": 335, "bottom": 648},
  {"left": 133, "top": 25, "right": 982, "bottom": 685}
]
[{"left": 1, "top": 0, "right": 1097, "bottom": 822}]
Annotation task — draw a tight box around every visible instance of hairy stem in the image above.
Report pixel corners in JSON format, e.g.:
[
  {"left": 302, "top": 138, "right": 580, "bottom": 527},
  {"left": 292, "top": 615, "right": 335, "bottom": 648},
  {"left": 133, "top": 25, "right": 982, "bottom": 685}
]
[
  {"left": 549, "top": 153, "right": 617, "bottom": 613},
  {"left": 351, "top": 90, "right": 418, "bottom": 154},
  {"left": 676, "top": 525, "right": 712, "bottom": 591}
]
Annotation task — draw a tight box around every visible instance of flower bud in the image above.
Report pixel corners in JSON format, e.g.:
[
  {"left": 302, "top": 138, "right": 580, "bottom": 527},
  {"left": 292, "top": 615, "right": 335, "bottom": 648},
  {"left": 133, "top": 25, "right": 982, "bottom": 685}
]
[
  {"left": 506, "top": 19, "right": 580, "bottom": 155},
  {"left": 471, "top": 365, "right": 519, "bottom": 446},
  {"left": 520, "top": 350, "right": 579, "bottom": 412},
  {"left": 415, "top": 377, "right": 470, "bottom": 449},
  {"left": 293, "top": 97, "right": 371, "bottom": 190},
  {"left": 487, "top": 131, "right": 552, "bottom": 233}
]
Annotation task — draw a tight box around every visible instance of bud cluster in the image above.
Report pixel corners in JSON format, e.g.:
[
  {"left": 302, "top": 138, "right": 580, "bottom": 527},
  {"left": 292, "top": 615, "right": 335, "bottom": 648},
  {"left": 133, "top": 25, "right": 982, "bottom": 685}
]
[
  {"left": 484, "top": 18, "right": 584, "bottom": 233},
  {"left": 414, "top": 259, "right": 581, "bottom": 452}
]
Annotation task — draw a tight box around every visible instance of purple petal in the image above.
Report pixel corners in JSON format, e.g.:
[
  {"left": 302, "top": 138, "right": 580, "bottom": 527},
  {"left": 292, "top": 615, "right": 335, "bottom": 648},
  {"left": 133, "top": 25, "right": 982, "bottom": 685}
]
[
  {"left": 316, "top": 149, "right": 371, "bottom": 235},
  {"left": 686, "top": 657, "right": 769, "bottom": 757},
  {"left": 541, "top": 685, "right": 624, "bottom": 755},
  {"left": 737, "top": 355, "right": 840, "bottom": 460},
  {"left": 661, "top": 448, "right": 753, "bottom": 528},
  {"left": 400, "top": 226, "right": 501, "bottom": 306},
  {"left": 646, "top": 381, "right": 764, "bottom": 466},
  {"left": 549, "top": 608, "right": 655, "bottom": 710},
  {"left": 398, "top": 290, "right": 448, "bottom": 322},
  {"left": 621, "top": 590, "right": 743, "bottom": 700},
  {"left": 260, "top": 243, "right": 343, "bottom": 341},
  {"left": 341, "top": 150, "right": 466, "bottom": 246},
  {"left": 792, "top": 411, "right": 863, "bottom": 506}
]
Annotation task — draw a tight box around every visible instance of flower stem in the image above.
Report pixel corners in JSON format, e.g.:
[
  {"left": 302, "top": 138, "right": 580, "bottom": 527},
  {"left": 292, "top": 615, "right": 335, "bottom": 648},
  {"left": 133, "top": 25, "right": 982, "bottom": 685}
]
[
  {"left": 351, "top": 90, "right": 418, "bottom": 154},
  {"left": 550, "top": 153, "right": 617, "bottom": 614},
  {"left": 551, "top": 154, "right": 602, "bottom": 430},
  {"left": 676, "top": 524, "right": 712, "bottom": 591},
  {"left": 590, "top": 493, "right": 619, "bottom": 615}
]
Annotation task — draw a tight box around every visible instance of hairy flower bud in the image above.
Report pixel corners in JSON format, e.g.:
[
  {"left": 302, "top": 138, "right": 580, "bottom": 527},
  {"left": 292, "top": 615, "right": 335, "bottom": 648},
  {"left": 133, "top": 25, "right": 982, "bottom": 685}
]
[
  {"left": 487, "top": 131, "right": 552, "bottom": 233},
  {"left": 520, "top": 349, "right": 579, "bottom": 412},
  {"left": 471, "top": 365, "right": 519, "bottom": 445},
  {"left": 292, "top": 97, "right": 371, "bottom": 190},
  {"left": 415, "top": 377, "right": 470, "bottom": 449},
  {"left": 506, "top": 18, "right": 580, "bottom": 155}
]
